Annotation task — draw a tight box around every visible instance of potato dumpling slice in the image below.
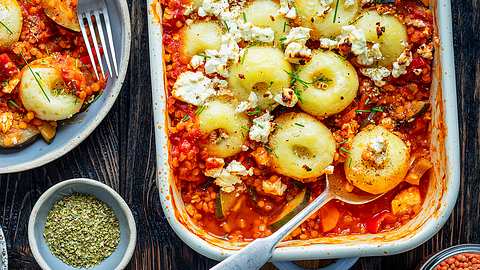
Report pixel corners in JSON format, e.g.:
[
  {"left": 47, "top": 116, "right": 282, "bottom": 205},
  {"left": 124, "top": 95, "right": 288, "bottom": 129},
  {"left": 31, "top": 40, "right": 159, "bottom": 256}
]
[
  {"left": 270, "top": 112, "right": 336, "bottom": 181},
  {"left": 42, "top": 0, "right": 80, "bottom": 32},
  {"left": 297, "top": 50, "right": 359, "bottom": 117},
  {"left": 180, "top": 21, "right": 223, "bottom": 61},
  {"left": 353, "top": 10, "right": 408, "bottom": 66},
  {"left": 0, "top": 0, "right": 23, "bottom": 49},
  {"left": 19, "top": 61, "right": 83, "bottom": 121},
  {"left": 229, "top": 46, "right": 293, "bottom": 110},
  {"left": 345, "top": 126, "right": 410, "bottom": 194},
  {"left": 243, "top": 0, "right": 290, "bottom": 45},
  {"left": 295, "top": 0, "right": 360, "bottom": 38},
  {"left": 198, "top": 98, "right": 250, "bottom": 158}
]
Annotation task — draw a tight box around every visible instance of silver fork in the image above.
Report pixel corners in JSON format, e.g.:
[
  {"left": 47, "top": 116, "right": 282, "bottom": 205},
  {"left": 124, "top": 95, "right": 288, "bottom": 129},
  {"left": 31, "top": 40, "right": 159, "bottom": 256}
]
[{"left": 77, "top": 0, "right": 119, "bottom": 80}]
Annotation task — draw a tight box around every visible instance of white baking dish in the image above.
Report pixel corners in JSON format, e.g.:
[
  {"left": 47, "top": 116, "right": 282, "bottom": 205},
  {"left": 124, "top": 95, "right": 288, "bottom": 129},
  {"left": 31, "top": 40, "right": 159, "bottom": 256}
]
[{"left": 148, "top": 0, "right": 460, "bottom": 261}]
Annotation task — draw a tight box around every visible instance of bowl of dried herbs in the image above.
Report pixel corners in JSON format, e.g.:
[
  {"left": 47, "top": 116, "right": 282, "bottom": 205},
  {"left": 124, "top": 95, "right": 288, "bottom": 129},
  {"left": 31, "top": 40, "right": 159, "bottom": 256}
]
[{"left": 28, "top": 178, "right": 136, "bottom": 270}]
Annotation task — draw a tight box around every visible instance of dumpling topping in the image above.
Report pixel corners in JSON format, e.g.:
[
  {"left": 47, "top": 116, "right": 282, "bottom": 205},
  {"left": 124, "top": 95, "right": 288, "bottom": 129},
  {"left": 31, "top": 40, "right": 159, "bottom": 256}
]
[
  {"left": 391, "top": 49, "right": 413, "bottom": 78},
  {"left": 278, "top": 0, "right": 297, "bottom": 19},
  {"left": 274, "top": 88, "right": 299, "bottom": 107},
  {"left": 209, "top": 160, "right": 254, "bottom": 193},
  {"left": 236, "top": 92, "right": 258, "bottom": 113},
  {"left": 282, "top": 27, "right": 312, "bottom": 63}
]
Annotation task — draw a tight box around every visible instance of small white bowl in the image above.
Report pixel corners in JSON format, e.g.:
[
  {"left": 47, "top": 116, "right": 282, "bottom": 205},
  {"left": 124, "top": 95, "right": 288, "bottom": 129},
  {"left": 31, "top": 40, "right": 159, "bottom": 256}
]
[{"left": 28, "top": 178, "right": 136, "bottom": 270}]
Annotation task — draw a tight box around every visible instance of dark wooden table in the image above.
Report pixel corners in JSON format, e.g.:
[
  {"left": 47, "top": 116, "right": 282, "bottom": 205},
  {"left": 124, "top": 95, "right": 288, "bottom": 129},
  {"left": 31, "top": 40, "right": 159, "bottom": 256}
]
[{"left": 2, "top": 1, "right": 478, "bottom": 269}]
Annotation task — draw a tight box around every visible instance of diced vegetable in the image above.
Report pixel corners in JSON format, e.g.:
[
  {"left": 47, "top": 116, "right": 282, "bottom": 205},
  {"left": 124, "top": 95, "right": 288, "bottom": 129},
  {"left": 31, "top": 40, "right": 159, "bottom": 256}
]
[
  {"left": 405, "top": 157, "right": 433, "bottom": 185},
  {"left": 38, "top": 123, "right": 57, "bottom": 144},
  {"left": 391, "top": 187, "right": 422, "bottom": 216},
  {"left": 215, "top": 191, "right": 243, "bottom": 219},
  {"left": 318, "top": 204, "right": 340, "bottom": 233},
  {"left": 0, "top": 127, "right": 39, "bottom": 149},
  {"left": 269, "top": 188, "right": 310, "bottom": 230},
  {"left": 366, "top": 210, "right": 396, "bottom": 234}
]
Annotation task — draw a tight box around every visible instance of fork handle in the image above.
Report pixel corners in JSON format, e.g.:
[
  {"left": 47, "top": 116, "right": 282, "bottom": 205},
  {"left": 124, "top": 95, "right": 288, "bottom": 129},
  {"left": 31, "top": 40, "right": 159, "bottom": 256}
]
[{"left": 211, "top": 190, "right": 333, "bottom": 270}]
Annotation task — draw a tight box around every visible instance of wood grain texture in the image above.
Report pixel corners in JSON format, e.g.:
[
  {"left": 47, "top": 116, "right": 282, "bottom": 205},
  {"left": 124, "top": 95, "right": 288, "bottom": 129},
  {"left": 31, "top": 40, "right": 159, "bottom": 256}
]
[{"left": 0, "top": 0, "right": 478, "bottom": 269}]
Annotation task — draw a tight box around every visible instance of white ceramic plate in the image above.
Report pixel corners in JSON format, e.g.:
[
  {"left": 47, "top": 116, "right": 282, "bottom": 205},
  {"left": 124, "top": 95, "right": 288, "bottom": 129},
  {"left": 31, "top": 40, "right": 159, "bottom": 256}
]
[
  {"left": 0, "top": 0, "right": 131, "bottom": 174},
  {"left": 148, "top": 0, "right": 460, "bottom": 262}
]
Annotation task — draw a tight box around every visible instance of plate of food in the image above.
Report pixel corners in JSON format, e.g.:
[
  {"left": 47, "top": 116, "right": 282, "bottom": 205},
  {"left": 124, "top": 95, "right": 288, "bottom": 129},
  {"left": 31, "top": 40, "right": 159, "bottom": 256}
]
[
  {"left": 148, "top": 0, "right": 459, "bottom": 262},
  {"left": 0, "top": 0, "right": 131, "bottom": 173}
]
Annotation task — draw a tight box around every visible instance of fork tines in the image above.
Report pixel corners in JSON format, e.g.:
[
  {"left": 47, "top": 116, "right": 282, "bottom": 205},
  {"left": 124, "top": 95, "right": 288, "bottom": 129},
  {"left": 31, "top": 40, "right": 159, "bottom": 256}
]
[{"left": 78, "top": 7, "right": 119, "bottom": 80}]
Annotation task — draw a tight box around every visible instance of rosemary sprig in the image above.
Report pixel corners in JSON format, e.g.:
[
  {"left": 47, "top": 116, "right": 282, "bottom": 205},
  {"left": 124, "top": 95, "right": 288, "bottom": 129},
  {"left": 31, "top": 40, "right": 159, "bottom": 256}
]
[
  {"left": 20, "top": 53, "right": 51, "bottom": 103},
  {"left": 0, "top": 21, "right": 13, "bottom": 35}
]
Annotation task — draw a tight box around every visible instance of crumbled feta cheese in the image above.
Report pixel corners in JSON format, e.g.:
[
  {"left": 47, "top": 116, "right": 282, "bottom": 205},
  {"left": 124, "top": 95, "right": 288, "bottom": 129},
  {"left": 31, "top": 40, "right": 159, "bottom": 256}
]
[
  {"left": 262, "top": 178, "right": 287, "bottom": 196},
  {"left": 183, "top": 5, "right": 195, "bottom": 16},
  {"left": 285, "top": 42, "right": 312, "bottom": 63},
  {"left": 363, "top": 136, "right": 388, "bottom": 167},
  {"left": 283, "top": 27, "right": 312, "bottom": 63},
  {"left": 225, "top": 160, "right": 254, "bottom": 176},
  {"left": 204, "top": 157, "right": 225, "bottom": 178},
  {"left": 278, "top": 0, "right": 297, "bottom": 19},
  {"left": 357, "top": 43, "right": 383, "bottom": 66},
  {"left": 417, "top": 43, "right": 433, "bottom": 60},
  {"left": 210, "top": 160, "right": 253, "bottom": 193},
  {"left": 236, "top": 92, "right": 258, "bottom": 113},
  {"left": 249, "top": 112, "right": 274, "bottom": 143},
  {"left": 274, "top": 88, "right": 298, "bottom": 107},
  {"left": 204, "top": 34, "right": 240, "bottom": 76},
  {"left": 319, "top": 38, "right": 339, "bottom": 50},
  {"left": 413, "top": 68, "right": 423, "bottom": 76},
  {"left": 392, "top": 50, "right": 413, "bottom": 78},
  {"left": 198, "top": 0, "right": 229, "bottom": 17},
  {"left": 341, "top": 25, "right": 368, "bottom": 56},
  {"left": 316, "top": 0, "right": 333, "bottom": 18},
  {"left": 190, "top": 55, "right": 205, "bottom": 69},
  {"left": 239, "top": 22, "right": 275, "bottom": 43},
  {"left": 284, "top": 27, "right": 311, "bottom": 45},
  {"left": 172, "top": 71, "right": 216, "bottom": 105},
  {"left": 405, "top": 18, "right": 426, "bottom": 28},
  {"left": 360, "top": 67, "right": 391, "bottom": 87},
  {"left": 215, "top": 171, "right": 242, "bottom": 193},
  {"left": 344, "top": 0, "right": 355, "bottom": 7}
]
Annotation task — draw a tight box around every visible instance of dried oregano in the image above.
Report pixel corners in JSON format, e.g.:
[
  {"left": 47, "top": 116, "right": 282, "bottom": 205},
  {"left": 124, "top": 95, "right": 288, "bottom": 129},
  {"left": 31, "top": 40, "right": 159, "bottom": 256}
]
[{"left": 43, "top": 193, "right": 120, "bottom": 268}]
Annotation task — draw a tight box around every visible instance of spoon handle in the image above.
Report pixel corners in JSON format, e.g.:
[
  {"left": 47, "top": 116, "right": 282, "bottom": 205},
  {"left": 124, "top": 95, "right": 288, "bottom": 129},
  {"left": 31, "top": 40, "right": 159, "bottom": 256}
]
[{"left": 211, "top": 190, "right": 332, "bottom": 270}]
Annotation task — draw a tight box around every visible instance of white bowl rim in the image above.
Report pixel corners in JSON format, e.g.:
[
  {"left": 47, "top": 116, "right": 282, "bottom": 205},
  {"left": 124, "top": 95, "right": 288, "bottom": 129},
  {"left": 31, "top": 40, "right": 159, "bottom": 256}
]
[
  {"left": 0, "top": 0, "right": 131, "bottom": 174},
  {"left": 27, "top": 178, "right": 137, "bottom": 270}
]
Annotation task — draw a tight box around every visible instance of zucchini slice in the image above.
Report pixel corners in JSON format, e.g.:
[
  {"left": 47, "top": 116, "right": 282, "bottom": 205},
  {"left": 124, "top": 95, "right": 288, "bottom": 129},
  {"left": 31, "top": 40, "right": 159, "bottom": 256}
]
[
  {"left": 269, "top": 188, "right": 310, "bottom": 230},
  {"left": 215, "top": 191, "right": 240, "bottom": 219},
  {"left": 38, "top": 123, "right": 57, "bottom": 144},
  {"left": 0, "top": 126, "right": 39, "bottom": 149}
]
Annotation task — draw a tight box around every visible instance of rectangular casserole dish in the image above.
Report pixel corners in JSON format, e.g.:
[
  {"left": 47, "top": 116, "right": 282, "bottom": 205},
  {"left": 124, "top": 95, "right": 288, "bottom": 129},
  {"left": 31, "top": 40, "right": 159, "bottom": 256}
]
[{"left": 147, "top": 0, "right": 460, "bottom": 261}]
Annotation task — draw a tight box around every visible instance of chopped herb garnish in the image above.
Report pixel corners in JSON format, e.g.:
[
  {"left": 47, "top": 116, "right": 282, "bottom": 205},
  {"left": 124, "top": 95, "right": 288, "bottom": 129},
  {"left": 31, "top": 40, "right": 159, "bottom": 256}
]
[
  {"left": 20, "top": 53, "right": 51, "bottom": 103},
  {"left": 0, "top": 21, "right": 13, "bottom": 35},
  {"left": 372, "top": 106, "right": 384, "bottom": 112},
  {"left": 294, "top": 122, "right": 305, "bottom": 127},
  {"left": 348, "top": 156, "right": 353, "bottom": 168},
  {"left": 241, "top": 125, "right": 249, "bottom": 132},
  {"left": 7, "top": 100, "right": 20, "bottom": 109},
  {"left": 293, "top": 87, "right": 303, "bottom": 103},
  {"left": 247, "top": 107, "right": 261, "bottom": 116},
  {"left": 284, "top": 70, "right": 311, "bottom": 88},
  {"left": 279, "top": 36, "right": 287, "bottom": 43},
  {"left": 339, "top": 147, "right": 351, "bottom": 154},
  {"left": 355, "top": 109, "right": 372, "bottom": 114},
  {"left": 314, "top": 74, "right": 332, "bottom": 83},
  {"left": 264, "top": 145, "right": 273, "bottom": 152},
  {"left": 223, "top": 21, "right": 230, "bottom": 32},
  {"left": 365, "top": 98, "right": 371, "bottom": 105},
  {"left": 283, "top": 21, "right": 288, "bottom": 33},
  {"left": 181, "top": 114, "right": 190, "bottom": 122},
  {"left": 332, "top": 0, "right": 340, "bottom": 23},
  {"left": 339, "top": 139, "right": 348, "bottom": 145},
  {"left": 241, "top": 48, "right": 248, "bottom": 64},
  {"left": 242, "top": 12, "right": 247, "bottom": 23},
  {"left": 195, "top": 105, "right": 206, "bottom": 115},
  {"left": 198, "top": 53, "right": 211, "bottom": 60}
]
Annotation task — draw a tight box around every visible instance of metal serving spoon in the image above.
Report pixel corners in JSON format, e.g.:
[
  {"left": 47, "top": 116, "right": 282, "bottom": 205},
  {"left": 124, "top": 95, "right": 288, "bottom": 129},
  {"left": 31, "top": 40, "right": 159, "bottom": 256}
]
[{"left": 211, "top": 172, "right": 384, "bottom": 270}]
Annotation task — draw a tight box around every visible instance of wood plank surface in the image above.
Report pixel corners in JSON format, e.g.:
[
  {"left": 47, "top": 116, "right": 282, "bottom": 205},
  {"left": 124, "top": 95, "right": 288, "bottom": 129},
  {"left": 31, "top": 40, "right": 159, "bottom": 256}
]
[{"left": 1, "top": 0, "right": 478, "bottom": 269}]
